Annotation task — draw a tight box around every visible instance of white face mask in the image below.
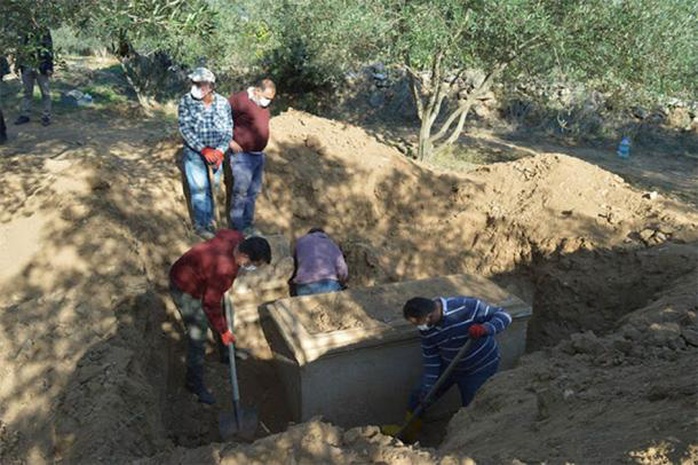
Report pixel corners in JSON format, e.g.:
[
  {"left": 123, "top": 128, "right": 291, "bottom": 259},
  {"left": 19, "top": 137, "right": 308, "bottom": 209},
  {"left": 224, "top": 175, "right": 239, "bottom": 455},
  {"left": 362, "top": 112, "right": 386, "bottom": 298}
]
[
  {"left": 242, "top": 264, "right": 257, "bottom": 272},
  {"left": 190, "top": 85, "right": 206, "bottom": 100},
  {"left": 417, "top": 324, "right": 431, "bottom": 331},
  {"left": 258, "top": 96, "right": 271, "bottom": 108}
]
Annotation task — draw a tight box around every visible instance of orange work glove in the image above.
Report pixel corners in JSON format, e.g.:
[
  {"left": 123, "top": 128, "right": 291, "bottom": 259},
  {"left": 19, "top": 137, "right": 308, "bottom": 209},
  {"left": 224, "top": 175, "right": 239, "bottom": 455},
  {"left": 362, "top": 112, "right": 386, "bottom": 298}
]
[
  {"left": 201, "top": 147, "right": 224, "bottom": 168},
  {"left": 468, "top": 324, "right": 488, "bottom": 339},
  {"left": 221, "top": 329, "right": 236, "bottom": 346}
]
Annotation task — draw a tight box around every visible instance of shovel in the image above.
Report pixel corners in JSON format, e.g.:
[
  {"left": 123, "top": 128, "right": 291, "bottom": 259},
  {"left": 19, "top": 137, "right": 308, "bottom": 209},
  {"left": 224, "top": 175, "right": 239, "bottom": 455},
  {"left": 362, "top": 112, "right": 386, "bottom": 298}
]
[
  {"left": 218, "top": 291, "right": 258, "bottom": 441},
  {"left": 388, "top": 338, "right": 474, "bottom": 442},
  {"left": 206, "top": 163, "right": 221, "bottom": 228}
]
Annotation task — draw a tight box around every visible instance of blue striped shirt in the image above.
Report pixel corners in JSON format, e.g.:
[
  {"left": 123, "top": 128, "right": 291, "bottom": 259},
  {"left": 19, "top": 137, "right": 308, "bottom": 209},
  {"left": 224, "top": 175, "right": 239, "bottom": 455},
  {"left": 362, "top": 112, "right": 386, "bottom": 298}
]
[
  {"left": 419, "top": 296, "right": 512, "bottom": 393},
  {"left": 178, "top": 92, "right": 233, "bottom": 154}
]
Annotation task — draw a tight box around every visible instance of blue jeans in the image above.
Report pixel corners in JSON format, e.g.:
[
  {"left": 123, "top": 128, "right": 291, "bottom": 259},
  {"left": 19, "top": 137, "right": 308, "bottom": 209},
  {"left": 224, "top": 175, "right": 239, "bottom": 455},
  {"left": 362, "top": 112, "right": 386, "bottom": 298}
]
[
  {"left": 182, "top": 147, "right": 221, "bottom": 229},
  {"left": 295, "top": 279, "right": 343, "bottom": 296},
  {"left": 229, "top": 151, "right": 265, "bottom": 231},
  {"left": 408, "top": 360, "right": 499, "bottom": 413}
]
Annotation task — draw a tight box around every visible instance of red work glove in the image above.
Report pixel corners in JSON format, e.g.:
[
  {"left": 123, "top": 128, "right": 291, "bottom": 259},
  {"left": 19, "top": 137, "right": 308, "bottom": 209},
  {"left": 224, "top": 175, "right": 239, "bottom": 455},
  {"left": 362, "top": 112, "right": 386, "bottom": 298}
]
[
  {"left": 221, "top": 329, "right": 236, "bottom": 346},
  {"left": 468, "top": 324, "right": 488, "bottom": 339},
  {"left": 201, "top": 147, "right": 224, "bottom": 168}
]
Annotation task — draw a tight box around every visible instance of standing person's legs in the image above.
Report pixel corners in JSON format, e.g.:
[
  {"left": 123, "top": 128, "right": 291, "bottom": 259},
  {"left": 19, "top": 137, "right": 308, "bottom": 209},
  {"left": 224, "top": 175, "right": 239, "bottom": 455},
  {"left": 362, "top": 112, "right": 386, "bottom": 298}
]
[
  {"left": 16, "top": 68, "right": 35, "bottom": 123},
  {"left": 170, "top": 284, "right": 216, "bottom": 404},
  {"left": 243, "top": 152, "right": 265, "bottom": 231},
  {"left": 230, "top": 152, "right": 254, "bottom": 231},
  {"left": 183, "top": 147, "right": 220, "bottom": 233},
  {"left": 0, "top": 108, "right": 6, "bottom": 143},
  {"left": 0, "top": 80, "right": 6, "bottom": 142},
  {"left": 36, "top": 73, "right": 51, "bottom": 124},
  {"left": 455, "top": 360, "right": 499, "bottom": 407}
]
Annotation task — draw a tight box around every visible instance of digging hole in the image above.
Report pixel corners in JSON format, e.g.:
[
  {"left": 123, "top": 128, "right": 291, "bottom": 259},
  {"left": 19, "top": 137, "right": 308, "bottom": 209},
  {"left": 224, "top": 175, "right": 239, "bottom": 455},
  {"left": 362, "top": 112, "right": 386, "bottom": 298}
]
[
  {"left": 159, "top": 306, "right": 295, "bottom": 447},
  {"left": 153, "top": 241, "right": 696, "bottom": 449},
  {"left": 523, "top": 243, "right": 697, "bottom": 351}
]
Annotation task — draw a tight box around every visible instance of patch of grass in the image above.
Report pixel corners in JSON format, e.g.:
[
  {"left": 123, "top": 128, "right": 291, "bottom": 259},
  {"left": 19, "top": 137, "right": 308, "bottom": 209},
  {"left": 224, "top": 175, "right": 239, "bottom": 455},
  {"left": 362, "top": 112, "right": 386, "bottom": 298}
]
[
  {"left": 430, "top": 145, "right": 484, "bottom": 172},
  {"left": 430, "top": 139, "right": 529, "bottom": 172},
  {"left": 81, "top": 84, "right": 129, "bottom": 105}
]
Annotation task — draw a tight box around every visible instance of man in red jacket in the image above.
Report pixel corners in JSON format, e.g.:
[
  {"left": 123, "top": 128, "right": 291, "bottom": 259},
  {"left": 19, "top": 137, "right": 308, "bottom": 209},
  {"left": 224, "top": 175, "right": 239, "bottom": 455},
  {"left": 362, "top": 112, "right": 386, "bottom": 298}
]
[
  {"left": 169, "top": 229, "right": 271, "bottom": 404},
  {"left": 227, "top": 79, "right": 276, "bottom": 235}
]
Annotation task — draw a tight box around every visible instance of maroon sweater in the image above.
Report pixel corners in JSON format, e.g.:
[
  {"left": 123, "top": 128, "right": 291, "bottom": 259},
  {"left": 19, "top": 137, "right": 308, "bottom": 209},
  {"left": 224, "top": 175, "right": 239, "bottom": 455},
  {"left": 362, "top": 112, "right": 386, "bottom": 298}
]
[
  {"left": 169, "top": 229, "right": 243, "bottom": 334},
  {"left": 228, "top": 90, "right": 271, "bottom": 152}
]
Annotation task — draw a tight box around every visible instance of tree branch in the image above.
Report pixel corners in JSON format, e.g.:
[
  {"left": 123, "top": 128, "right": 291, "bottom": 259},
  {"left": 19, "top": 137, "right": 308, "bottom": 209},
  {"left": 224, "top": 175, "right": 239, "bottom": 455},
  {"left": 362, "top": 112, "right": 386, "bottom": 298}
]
[
  {"left": 429, "top": 60, "right": 507, "bottom": 145},
  {"left": 443, "top": 104, "right": 470, "bottom": 146},
  {"left": 429, "top": 97, "right": 471, "bottom": 144},
  {"left": 405, "top": 65, "right": 425, "bottom": 121},
  {"left": 423, "top": 50, "right": 444, "bottom": 125}
]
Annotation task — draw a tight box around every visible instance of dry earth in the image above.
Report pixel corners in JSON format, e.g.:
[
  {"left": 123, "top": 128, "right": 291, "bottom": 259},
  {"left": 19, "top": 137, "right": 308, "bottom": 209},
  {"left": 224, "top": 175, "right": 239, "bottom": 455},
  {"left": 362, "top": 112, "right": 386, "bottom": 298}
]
[{"left": 0, "top": 86, "right": 697, "bottom": 465}]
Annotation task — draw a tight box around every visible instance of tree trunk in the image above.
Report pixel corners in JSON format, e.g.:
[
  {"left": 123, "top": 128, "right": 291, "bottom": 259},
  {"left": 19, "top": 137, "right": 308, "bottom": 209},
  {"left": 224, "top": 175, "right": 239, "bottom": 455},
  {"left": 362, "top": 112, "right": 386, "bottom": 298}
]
[
  {"left": 119, "top": 59, "right": 153, "bottom": 114},
  {"left": 417, "top": 118, "right": 434, "bottom": 160}
]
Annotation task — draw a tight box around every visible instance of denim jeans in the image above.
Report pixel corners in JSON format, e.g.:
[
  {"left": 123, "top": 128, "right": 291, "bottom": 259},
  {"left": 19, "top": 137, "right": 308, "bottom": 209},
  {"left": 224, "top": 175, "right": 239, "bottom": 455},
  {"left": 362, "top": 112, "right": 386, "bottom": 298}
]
[
  {"left": 229, "top": 151, "right": 265, "bottom": 231},
  {"left": 169, "top": 283, "right": 212, "bottom": 370},
  {"left": 182, "top": 146, "right": 222, "bottom": 229},
  {"left": 408, "top": 359, "right": 499, "bottom": 413},
  {"left": 295, "top": 279, "right": 343, "bottom": 296}
]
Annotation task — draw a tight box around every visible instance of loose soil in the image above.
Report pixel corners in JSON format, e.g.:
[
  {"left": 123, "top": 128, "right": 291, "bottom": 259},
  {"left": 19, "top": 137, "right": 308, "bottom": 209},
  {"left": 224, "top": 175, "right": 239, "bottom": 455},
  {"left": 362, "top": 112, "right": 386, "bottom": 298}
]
[
  {"left": 288, "top": 274, "right": 518, "bottom": 334},
  {"left": 0, "top": 67, "right": 697, "bottom": 465}
]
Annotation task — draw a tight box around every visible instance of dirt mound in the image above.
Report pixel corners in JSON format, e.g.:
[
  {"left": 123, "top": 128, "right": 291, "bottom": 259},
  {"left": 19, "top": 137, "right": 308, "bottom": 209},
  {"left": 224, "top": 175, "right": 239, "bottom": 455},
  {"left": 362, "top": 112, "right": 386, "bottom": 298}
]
[
  {"left": 441, "top": 263, "right": 698, "bottom": 464},
  {"left": 135, "top": 419, "right": 476, "bottom": 465},
  {"left": 0, "top": 105, "right": 696, "bottom": 464},
  {"left": 263, "top": 109, "right": 698, "bottom": 350}
]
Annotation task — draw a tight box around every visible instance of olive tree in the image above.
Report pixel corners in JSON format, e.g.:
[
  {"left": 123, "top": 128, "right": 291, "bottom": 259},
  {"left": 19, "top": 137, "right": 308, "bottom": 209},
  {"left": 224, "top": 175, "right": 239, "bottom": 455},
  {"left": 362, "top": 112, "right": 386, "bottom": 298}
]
[
  {"left": 252, "top": 0, "right": 394, "bottom": 94},
  {"left": 0, "top": 0, "right": 214, "bottom": 57},
  {"left": 386, "top": 0, "right": 698, "bottom": 160},
  {"left": 1, "top": 0, "right": 217, "bottom": 105}
]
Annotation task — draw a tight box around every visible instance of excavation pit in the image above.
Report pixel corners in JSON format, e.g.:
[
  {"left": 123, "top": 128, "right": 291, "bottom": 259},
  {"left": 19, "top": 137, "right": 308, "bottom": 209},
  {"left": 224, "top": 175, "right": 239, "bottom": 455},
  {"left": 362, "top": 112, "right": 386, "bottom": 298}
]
[{"left": 261, "top": 273, "right": 532, "bottom": 428}]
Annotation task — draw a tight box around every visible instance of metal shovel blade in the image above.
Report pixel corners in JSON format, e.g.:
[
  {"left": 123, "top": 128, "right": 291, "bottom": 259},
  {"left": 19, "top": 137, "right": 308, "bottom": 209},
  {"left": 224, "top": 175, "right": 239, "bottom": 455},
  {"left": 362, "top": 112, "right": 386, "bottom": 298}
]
[{"left": 218, "top": 403, "right": 258, "bottom": 441}]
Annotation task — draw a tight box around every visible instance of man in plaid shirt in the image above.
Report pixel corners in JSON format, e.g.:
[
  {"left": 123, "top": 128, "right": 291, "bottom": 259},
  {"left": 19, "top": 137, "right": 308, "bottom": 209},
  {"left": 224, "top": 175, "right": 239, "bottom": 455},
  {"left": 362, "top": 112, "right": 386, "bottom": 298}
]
[{"left": 178, "top": 67, "right": 233, "bottom": 239}]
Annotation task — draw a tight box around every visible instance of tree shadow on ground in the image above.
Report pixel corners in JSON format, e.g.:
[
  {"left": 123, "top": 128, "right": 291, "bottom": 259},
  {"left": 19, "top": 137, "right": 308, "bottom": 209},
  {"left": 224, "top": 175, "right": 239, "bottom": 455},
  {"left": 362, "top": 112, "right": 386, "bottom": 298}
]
[
  {"left": 0, "top": 100, "right": 211, "bottom": 462},
  {"left": 0, "top": 86, "right": 696, "bottom": 464}
]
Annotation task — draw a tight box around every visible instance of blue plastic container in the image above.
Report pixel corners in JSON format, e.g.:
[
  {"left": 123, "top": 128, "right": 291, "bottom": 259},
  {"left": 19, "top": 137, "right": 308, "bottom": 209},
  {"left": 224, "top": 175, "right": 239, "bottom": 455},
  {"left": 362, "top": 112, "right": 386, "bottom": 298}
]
[{"left": 617, "top": 136, "right": 630, "bottom": 159}]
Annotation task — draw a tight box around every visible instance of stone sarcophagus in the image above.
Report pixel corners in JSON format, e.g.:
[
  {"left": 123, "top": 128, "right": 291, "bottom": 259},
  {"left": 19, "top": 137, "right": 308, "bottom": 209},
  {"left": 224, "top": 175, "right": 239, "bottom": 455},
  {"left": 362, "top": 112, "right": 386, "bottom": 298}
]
[{"left": 260, "top": 274, "right": 532, "bottom": 427}]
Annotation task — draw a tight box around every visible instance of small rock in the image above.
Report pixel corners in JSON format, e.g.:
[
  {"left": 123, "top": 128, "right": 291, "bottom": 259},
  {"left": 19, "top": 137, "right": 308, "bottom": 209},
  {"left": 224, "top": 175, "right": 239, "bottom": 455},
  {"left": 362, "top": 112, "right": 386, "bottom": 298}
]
[
  {"left": 643, "top": 191, "right": 658, "bottom": 200},
  {"left": 682, "top": 328, "right": 698, "bottom": 347},
  {"left": 638, "top": 228, "right": 655, "bottom": 242},
  {"left": 536, "top": 387, "right": 565, "bottom": 420},
  {"left": 623, "top": 326, "right": 642, "bottom": 341},
  {"left": 343, "top": 426, "right": 365, "bottom": 444},
  {"left": 613, "top": 338, "right": 633, "bottom": 354},
  {"left": 648, "top": 322, "right": 682, "bottom": 346},
  {"left": 631, "top": 106, "right": 649, "bottom": 119},
  {"left": 91, "top": 179, "right": 111, "bottom": 191}
]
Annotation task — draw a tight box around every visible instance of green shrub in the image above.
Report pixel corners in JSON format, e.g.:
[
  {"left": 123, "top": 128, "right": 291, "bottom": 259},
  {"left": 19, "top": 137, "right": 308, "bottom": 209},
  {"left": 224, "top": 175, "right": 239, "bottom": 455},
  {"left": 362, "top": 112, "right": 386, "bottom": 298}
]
[{"left": 53, "top": 26, "right": 108, "bottom": 57}]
